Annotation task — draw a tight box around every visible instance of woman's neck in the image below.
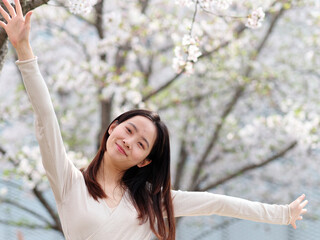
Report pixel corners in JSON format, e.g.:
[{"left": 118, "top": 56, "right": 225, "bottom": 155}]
[{"left": 97, "top": 152, "right": 124, "bottom": 189}]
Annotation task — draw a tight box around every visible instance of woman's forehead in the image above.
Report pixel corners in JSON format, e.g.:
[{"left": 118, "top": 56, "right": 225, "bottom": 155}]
[{"left": 124, "top": 116, "right": 155, "bottom": 131}]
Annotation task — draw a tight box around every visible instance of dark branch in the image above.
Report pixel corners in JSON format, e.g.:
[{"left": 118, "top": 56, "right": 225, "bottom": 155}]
[
  {"left": 189, "top": 7, "right": 286, "bottom": 189},
  {"left": 199, "top": 141, "right": 297, "bottom": 191},
  {"left": 94, "top": 0, "right": 105, "bottom": 39},
  {"left": 190, "top": 85, "right": 245, "bottom": 189},
  {"left": 139, "top": 0, "right": 150, "bottom": 14},
  {"left": 0, "top": 197, "right": 52, "bottom": 225},
  {"left": 173, "top": 121, "right": 189, "bottom": 189},
  {"left": 157, "top": 84, "right": 235, "bottom": 111},
  {"left": 32, "top": 187, "right": 62, "bottom": 232},
  {"left": 142, "top": 23, "right": 246, "bottom": 102},
  {"left": 142, "top": 70, "right": 185, "bottom": 102},
  {"left": 0, "top": 145, "right": 5, "bottom": 155}
]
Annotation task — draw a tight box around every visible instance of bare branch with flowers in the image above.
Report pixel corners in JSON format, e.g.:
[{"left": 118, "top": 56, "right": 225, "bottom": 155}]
[
  {"left": 187, "top": 5, "right": 287, "bottom": 190},
  {"left": 194, "top": 141, "right": 298, "bottom": 191},
  {"left": 142, "top": 0, "right": 276, "bottom": 101}
]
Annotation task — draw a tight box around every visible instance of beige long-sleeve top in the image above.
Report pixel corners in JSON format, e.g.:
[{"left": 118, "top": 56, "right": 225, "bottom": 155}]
[{"left": 16, "top": 57, "right": 291, "bottom": 240}]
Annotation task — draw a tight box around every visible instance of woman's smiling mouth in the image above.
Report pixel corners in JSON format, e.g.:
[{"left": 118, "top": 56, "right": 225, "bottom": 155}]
[{"left": 116, "top": 143, "right": 127, "bottom": 156}]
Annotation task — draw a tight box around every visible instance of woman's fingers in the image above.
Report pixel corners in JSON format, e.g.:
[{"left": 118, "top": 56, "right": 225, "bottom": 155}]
[
  {"left": 297, "top": 194, "right": 305, "bottom": 203},
  {"left": 14, "top": 0, "right": 22, "bottom": 16},
  {"left": 300, "top": 199, "right": 308, "bottom": 209},
  {"left": 24, "top": 11, "right": 32, "bottom": 25},
  {"left": 0, "top": 5, "right": 11, "bottom": 22},
  {"left": 0, "top": 20, "right": 6, "bottom": 29},
  {"left": 2, "top": 0, "right": 16, "bottom": 18},
  {"left": 292, "top": 222, "right": 297, "bottom": 229}
]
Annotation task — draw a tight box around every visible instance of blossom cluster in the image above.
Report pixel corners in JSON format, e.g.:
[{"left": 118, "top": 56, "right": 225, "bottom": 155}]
[
  {"left": 68, "top": 0, "right": 97, "bottom": 15},
  {"left": 246, "top": 7, "right": 265, "bottom": 29},
  {"left": 176, "top": 0, "right": 232, "bottom": 10},
  {"left": 99, "top": 67, "right": 144, "bottom": 115},
  {"left": 175, "top": 0, "right": 194, "bottom": 8},
  {"left": 172, "top": 34, "right": 202, "bottom": 74},
  {"left": 199, "top": 0, "right": 232, "bottom": 11},
  {"left": 5, "top": 145, "right": 89, "bottom": 191}
]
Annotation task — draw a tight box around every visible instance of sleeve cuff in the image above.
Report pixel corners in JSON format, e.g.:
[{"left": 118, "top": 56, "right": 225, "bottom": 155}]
[{"left": 15, "top": 56, "right": 38, "bottom": 66}]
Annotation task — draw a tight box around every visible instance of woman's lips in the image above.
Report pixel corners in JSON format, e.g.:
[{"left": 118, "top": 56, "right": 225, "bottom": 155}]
[{"left": 116, "top": 143, "right": 127, "bottom": 156}]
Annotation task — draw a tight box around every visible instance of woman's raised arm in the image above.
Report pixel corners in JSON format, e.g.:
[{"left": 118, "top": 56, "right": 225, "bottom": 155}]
[
  {"left": 0, "top": 0, "right": 81, "bottom": 203},
  {"left": 0, "top": 0, "right": 34, "bottom": 60}
]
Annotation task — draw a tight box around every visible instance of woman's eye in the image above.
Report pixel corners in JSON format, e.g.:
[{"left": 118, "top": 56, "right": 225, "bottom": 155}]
[
  {"left": 126, "top": 127, "right": 132, "bottom": 133},
  {"left": 139, "top": 142, "right": 145, "bottom": 149}
]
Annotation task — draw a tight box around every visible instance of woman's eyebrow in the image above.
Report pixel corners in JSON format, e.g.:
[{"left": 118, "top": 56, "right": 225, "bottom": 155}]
[{"left": 128, "top": 122, "right": 150, "bottom": 149}]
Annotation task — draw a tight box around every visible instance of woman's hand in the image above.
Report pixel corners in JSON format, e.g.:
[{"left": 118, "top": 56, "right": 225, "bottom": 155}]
[
  {"left": 0, "top": 0, "right": 34, "bottom": 60},
  {"left": 289, "top": 194, "right": 308, "bottom": 229}
]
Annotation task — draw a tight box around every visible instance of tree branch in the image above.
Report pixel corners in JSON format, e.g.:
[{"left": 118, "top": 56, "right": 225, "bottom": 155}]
[
  {"left": 139, "top": 0, "right": 150, "bottom": 14},
  {"left": 173, "top": 121, "right": 189, "bottom": 189},
  {"left": 0, "top": 219, "right": 50, "bottom": 230},
  {"left": 142, "top": 23, "right": 247, "bottom": 102},
  {"left": 243, "top": 7, "right": 285, "bottom": 77},
  {"left": 142, "top": 70, "right": 185, "bottom": 102},
  {"left": 32, "top": 187, "right": 62, "bottom": 232},
  {"left": 189, "top": 7, "right": 286, "bottom": 189},
  {"left": 190, "top": 85, "right": 245, "bottom": 189},
  {"left": 142, "top": 0, "right": 286, "bottom": 102},
  {"left": 0, "top": 197, "right": 52, "bottom": 226},
  {"left": 0, "top": 145, "right": 5, "bottom": 155},
  {"left": 94, "top": 0, "right": 105, "bottom": 40},
  {"left": 157, "top": 85, "right": 234, "bottom": 111},
  {"left": 46, "top": 21, "right": 91, "bottom": 61},
  {"left": 1, "top": 142, "right": 61, "bottom": 232},
  {"left": 199, "top": 140, "right": 297, "bottom": 191}
]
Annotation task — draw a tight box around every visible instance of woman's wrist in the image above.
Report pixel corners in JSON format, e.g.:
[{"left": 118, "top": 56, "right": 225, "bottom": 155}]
[{"left": 16, "top": 42, "right": 34, "bottom": 61}]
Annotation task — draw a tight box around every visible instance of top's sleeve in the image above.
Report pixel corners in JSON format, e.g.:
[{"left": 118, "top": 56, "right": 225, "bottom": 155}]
[
  {"left": 16, "top": 57, "right": 80, "bottom": 203},
  {"left": 171, "top": 190, "right": 291, "bottom": 225}
]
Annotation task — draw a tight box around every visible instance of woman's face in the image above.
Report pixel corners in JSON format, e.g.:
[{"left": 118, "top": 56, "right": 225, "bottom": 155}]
[{"left": 105, "top": 116, "right": 157, "bottom": 170}]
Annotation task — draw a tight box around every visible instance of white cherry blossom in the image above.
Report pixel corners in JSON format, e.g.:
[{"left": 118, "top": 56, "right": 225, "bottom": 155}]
[
  {"left": 187, "top": 44, "right": 202, "bottom": 62},
  {"left": 68, "top": 0, "right": 97, "bottom": 15},
  {"left": 246, "top": 7, "right": 265, "bottom": 29},
  {"left": 175, "top": 0, "right": 194, "bottom": 8}
]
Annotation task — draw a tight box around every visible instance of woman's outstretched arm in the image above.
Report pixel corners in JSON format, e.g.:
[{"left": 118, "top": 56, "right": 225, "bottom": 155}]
[
  {"left": 0, "top": 0, "right": 80, "bottom": 203},
  {"left": 172, "top": 190, "right": 308, "bottom": 229}
]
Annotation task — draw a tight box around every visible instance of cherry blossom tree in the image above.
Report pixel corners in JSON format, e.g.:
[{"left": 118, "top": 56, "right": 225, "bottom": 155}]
[{"left": 0, "top": 0, "right": 319, "bottom": 236}]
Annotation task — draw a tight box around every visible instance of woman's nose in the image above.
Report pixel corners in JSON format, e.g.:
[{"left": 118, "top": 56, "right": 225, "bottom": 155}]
[{"left": 123, "top": 139, "right": 131, "bottom": 149}]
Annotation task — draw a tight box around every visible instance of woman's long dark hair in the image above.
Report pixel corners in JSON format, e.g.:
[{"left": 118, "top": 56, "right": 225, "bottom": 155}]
[{"left": 81, "top": 109, "right": 175, "bottom": 240}]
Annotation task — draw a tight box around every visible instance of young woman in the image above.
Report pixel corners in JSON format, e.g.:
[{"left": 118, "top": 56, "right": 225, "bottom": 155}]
[{"left": 0, "top": 1, "right": 308, "bottom": 239}]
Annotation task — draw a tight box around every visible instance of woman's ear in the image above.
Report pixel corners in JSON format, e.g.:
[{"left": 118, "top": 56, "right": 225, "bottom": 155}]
[
  {"left": 137, "top": 159, "right": 152, "bottom": 168},
  {"left": 108, "top": 121, "right": 119, "bottom": 134}
]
